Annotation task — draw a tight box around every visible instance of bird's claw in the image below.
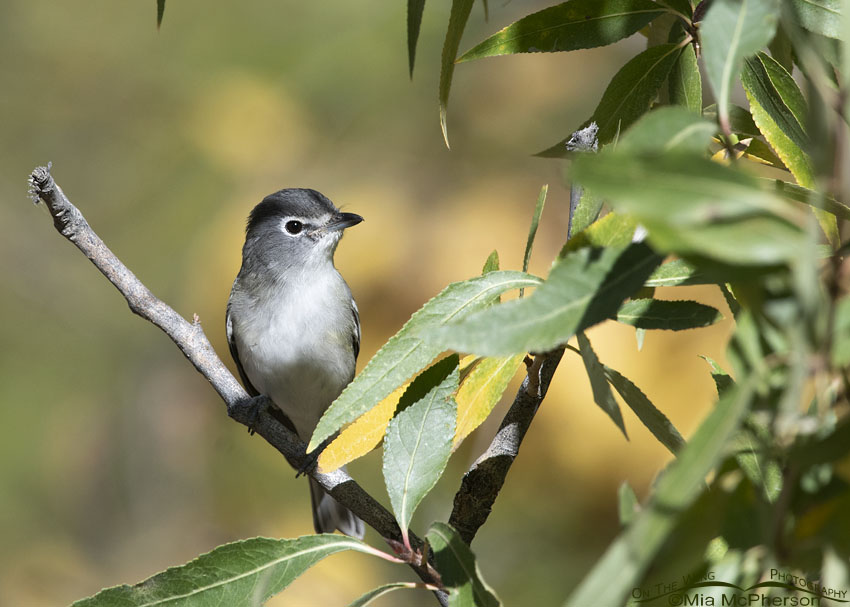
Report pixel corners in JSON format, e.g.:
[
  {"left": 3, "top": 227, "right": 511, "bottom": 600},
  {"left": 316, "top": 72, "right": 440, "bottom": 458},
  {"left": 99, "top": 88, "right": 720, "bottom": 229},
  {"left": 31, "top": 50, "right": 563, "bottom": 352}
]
[
  {"left": 246, "top": 395, "right": 271, "bottom": 435},
  {"left": 295, "top": 434, "right": 336, "bottom": 478}
]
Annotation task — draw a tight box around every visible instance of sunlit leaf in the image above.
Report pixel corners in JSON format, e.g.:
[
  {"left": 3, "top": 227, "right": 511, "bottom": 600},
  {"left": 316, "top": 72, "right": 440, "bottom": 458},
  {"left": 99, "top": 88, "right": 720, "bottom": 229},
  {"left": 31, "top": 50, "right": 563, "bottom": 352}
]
[
  {"left": 618, "top": 481, "right": 639, "bottom": 526},
  {"left": 427, "top": 243, "right": 663, "bottom": 356},
  {"left": 700, "top": 0, "right": 779, "bottom": 133},
  {"left": 604, "top": 365, "right": 685, "bottom": 454},
  {"left": 454, "top": 354, "right": 525, "bottom": 447},
  {"left": 440, "top": 0, "right": 475, "bottom": 147},
  {"left": 831, "top": 296, "right": 850, "bottom": 368},
  {"left": 789, "top": 0, "right": 842, "bottom": 39},
  {"left": 644, "top": 259, "right": 712, "bottom": 287},
  {"left": 668, "top": 42, "right": 702, "bottom": 113},
  {"left": 482, "top": 249, "right": 500, "bottom": 274},
  {"left": 383, "top": 355, "right": 458, "bottom": 547},
  {"left": 563, "top": 212, "right": 638, "bottom": 252},
  {"left": 348, "top": 582, "right": 436, "bottom": 607},
  {"left": 565, "top": 381, "right": 754, "bottom": 607},
  {"left": 72, "top": 536, "right": 380, "bottom": 607},
  {"left": 408, "top": 0, "right": 427, "bottom": 77},
  {"left": 592, "top": 43, "right": 683, "bottom": 143},
  {"left": 614, "top": 106, "right": 715, "bottom": 154},
  {"left": 523, "top": 185, "right": 547, "bottom": 274},
  {"left": 616, "top": 299, "right": 724, "bottom": 330},
  {"left": 578, "top": 332, "right": 628, "bottom": 437},
  {"left": 458, "top": 0, "right": 665, "bottom": 61},
  {"left": 309, "top": 271, "right": 541, "bottom": 450},
  {"left": 426, "top": 522, "right": 501, "bottom": 607}
]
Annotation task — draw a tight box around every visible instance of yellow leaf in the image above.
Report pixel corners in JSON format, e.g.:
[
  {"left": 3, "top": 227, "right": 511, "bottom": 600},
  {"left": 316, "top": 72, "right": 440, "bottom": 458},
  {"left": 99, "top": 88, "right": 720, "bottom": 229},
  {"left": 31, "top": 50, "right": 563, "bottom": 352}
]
[{"left": 453, "top": 354, "right": 525, "bottom": 448}]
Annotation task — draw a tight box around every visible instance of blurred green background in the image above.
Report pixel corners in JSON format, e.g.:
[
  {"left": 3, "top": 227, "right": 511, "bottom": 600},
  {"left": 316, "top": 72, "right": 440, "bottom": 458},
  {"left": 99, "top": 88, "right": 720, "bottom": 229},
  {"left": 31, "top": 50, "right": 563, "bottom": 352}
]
[{"left": 0, "top": 1, "right": 732, "bottom": 605}]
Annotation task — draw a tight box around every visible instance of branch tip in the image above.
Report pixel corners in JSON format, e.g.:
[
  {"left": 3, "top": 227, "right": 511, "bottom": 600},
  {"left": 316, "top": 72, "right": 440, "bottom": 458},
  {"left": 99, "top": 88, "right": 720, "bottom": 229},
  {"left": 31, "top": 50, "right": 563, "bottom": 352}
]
[{"left": 28, "top": 163, "right": 54, "bottom": 204}]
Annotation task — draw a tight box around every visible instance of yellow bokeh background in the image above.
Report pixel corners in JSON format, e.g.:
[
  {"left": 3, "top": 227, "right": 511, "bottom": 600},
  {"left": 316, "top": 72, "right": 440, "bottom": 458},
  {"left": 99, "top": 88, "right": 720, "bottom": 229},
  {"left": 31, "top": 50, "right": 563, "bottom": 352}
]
[{"left": 0, "top": 2, "right": 732, "bottom": 605}]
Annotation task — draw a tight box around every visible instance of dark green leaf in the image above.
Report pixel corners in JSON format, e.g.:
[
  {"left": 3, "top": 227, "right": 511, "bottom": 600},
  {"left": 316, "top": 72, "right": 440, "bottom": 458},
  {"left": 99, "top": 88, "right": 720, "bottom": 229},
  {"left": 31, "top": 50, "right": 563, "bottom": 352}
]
[
  {"left": 427, "top": 243, "right": 664, "bottom": 356},
  {"left": 615, "top": 106, "right": 715, "bottom": 154},
  {"left": 789, "top": 0, "right": 842, "bottom": 39},
  {"left": 563, "top": 213, "right": 638, "bottom": 252},
  {"left": 408, "top": 0, "right": 427, "bottom": 77},
  {"left": 772, "top": 180, "right": 850, "bottom": 221},
  {"left": 644, "top": 259, "right": 712, "bottom": 286},
  {"left": 768, "top": 24, "right": 794, "bottom": 72},
  {"left": 481, "top": 250, "right": 500, "bottom": 274},
  {"left": 616, "top": 298, "right": 724, "bottom": 330},
  {"left": 458, "top": 0, "right": 665, "bottom": 61},
  {"left": 157, "top": 0, "right": 165, "bottom": 28},
  {"left": 578, "top": 332, "right": 628, "bottom": 438},
  {"left": 700, "top": 355, "right": 736, "bottom": 396},
  {"left": 383, "top": 356, "right": 458, "bottom": 546},
  {"left": 592, "top": 43, "right": 683, "bottom": 143},
  {"left": 566, "top": 381, "right": 754, "bottom": 607},
  {"left": 618, "top": 481, "right": 639, "bottom": 526},
  {"left": 426, "top": 523, "right": 501, "bottom": 607},
  {"left": 700, "top": 0, "right": 780, "bottom": 132},
  {"left": 604, "top": 365, "right": 686, "bottom": 454},
  {"left": 523, "top": 185, "right": 547, "bottom": 274},
  {"left": 703, "top": 103, "right": 763, "bottom": 138},
  {"left": 440, "top": 0, "right": 475, "bottom": 148},
  {"left": 657, "top": 0, "right": 693, "bottom": 16},
  {"left": 348, "top": 583, "right": 435, "bottom": 607},
  {"left": 742, "top": 52, "right": 809, "bottom": 151},
  {"left": 309, "top": 271, "right": 541, "bottom": 450},
  {"left": 72, "top": 536, "right": 379, "bottom": 607},
  {"left": 668, "top": 42, "right": 702, "bottom": 112}
]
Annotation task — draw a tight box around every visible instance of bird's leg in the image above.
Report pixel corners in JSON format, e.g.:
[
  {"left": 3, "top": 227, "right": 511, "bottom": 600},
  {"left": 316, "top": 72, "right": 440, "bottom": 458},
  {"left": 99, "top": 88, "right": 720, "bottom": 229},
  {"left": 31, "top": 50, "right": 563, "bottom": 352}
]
[{"left": 245, "top": 394, "right": 272, "bottom": 435}]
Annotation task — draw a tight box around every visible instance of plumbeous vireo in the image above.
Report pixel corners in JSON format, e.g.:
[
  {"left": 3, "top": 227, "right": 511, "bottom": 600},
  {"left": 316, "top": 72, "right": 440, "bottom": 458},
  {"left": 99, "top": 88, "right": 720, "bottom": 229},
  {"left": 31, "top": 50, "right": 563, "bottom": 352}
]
[{"left": 226, "top": 188, "right": 365, "bottom": 538}]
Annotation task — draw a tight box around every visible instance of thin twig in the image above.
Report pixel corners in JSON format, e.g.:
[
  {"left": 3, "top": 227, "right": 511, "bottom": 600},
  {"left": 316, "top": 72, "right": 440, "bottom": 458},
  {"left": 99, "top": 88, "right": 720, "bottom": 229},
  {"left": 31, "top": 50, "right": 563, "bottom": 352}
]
[{"left": 27, "top": 165, "right": 446, "bottom": 603}]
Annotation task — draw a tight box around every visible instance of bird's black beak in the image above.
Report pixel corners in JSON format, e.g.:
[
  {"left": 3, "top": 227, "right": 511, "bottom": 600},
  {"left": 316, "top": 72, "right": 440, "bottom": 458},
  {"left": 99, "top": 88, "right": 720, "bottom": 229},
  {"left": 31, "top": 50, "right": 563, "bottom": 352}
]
[{"left": 326, "top": 212, "right": 364, "bottom": 231}]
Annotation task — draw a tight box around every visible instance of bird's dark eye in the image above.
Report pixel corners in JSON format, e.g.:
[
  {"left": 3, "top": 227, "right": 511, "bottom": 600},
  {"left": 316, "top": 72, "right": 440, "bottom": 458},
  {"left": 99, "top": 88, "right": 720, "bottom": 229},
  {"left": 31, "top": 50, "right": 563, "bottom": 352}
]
[{"left": 284, "top": 220, "right": 303, "bottom": 235}]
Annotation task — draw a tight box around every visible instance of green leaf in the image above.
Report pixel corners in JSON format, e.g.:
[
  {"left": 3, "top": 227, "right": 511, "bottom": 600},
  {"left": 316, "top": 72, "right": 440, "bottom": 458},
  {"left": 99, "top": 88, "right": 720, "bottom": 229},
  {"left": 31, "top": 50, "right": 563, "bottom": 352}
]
[
  {"left": 644, "top": 259, "right": 712, "bottom": 286},
  {"left": 426, "top": 523, "right": 501, "bottom": 607},
  {"left": 668, "top": 42, "right": 702, "bottom": 113},
  {"left": 523, "top": 185, "right": 547, "bottom": 274},
  {"left": 616, "top": 298, "right": 724, "bottom": 330},
  {"left": 427, "top": 243, "right": 664, "bottom": 356},
  {"left": 72, "top": 535, "right": 380, "bottom": 607},
  {"left": 772, "top": 180, "right": 850, "bottom": 221},
  {"left": 592, "top": 43, "right": 683, "bottom": 144},
  {"left": 700, "top": 355, "right": 736, "bottom": 396},
  {"left": 439, "top": 0, "right": 475, "bottom": 148},
  {"left": 309, "top": 271, "right": 541, "bottom": 450},
  {"left": 563, "top": 212, "right": 638, "bottom": 252},
  {"left": 156, "top": 0, "right": 165, "bottom": 28},
  {"left": 569, "top": 188, "right": 604, "bottom": 234},
  {"left": 604, "top": 365, "right": 686, "bottom": 454},
  {"left": 383, "top": 355, "right": 458, "bottom": 547},
  {"left": 408, "top": 0, "right": 427, "bottom": 77},
  {"left": 704, "top": 103, "right": 763, "bottom": 137},
  {"left": 614, "top": 106, "right": 716, "bottom": 154},
  {"left": 457, "top": 0, "right": 665, "bottom": 61},
  {"left": 570, "top": 151, "right": 807, "bottom": 265},
  {"left": 577, "top": 332, "right": 628, "bottom": 437},
  {"left": 618, "top": 481, "right": 639, "bottom": 526},
  {"left": 454, "top": 354, "right": 526, "bottom": 446},
  {"left": 481, "top": 250, "right": 500, "bottom": 274},
  {"left": 348, "top": 583, "right": 435, "bottom": 607},
  {"left": 657, "top": 0, "right": 693, "bottom": 17},
  {"left": 789, "top": 0, "right": 842, "bottom": 39},
  {"left": 565, "top": 381, "right": 754, "bottom": 607},
  {"left": 700, "top": 0, "right": 779, "bottom": 132},
  {"left": 832, "top": 295, "right": 850, "bottom": 367}
]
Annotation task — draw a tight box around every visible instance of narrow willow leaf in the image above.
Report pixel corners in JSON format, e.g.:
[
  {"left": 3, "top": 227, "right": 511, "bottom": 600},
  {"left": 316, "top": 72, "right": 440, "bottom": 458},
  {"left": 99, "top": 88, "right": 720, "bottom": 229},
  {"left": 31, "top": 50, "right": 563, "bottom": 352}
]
[
  {"left": 644, "top": 259, "right": 711, "bottom": 286},
  {"left": 383, "top": 356, "right": 458, "bottom": 547},
  {"left": 668, "top": 42, "right": 702, "bottom": 113},
  {"left": 592, "top": 43, "right": 683, "bottom": 143},
  {"left": 309, "top": 271, "right": 540, "bottom": 450},
  {"left": 789, "top": 0, "right": 842, "bottom": 39},
  {"left": 482, "top": 249, "right": 500, "bottom": 274},
  {"left": 570, "top": 151, "right": 807, "bottom": 265},
  {"left": 565, "top": 381, "right": 754, "bottom": 607},
  {"left": 440, "top": 0, "right": 475, "bottom": 148},
  {"left": 618, "top": 481, "right": 639, "bottom": 526},
  {"left": 564, "top": 213, "right": 638, "bottom": 253},
  {"left": 657, "top": 0, "right": 693, "bottom": 17},
  {"left": 616, "top": 299, "right": 723, "bottom": 330},
  {"left": 72, "top": 536, "right": 380, "bottom": 607},
  {"left": 831, "top": 296, "right": 850, "bottom": 367},
  {"left": 700, "top": 0, "right": 779, "bottom": 132},
  {"left": 742, "top": 52, "right": 809, "bottom": 151},
  {"left": 523, "top": 185, "right": 547, "bottom": 273},
  {"left": 578, "top": 332, "right": 628, "bottom": 437},
  {"left": 700, "top": 355, "right": 735, "bottom": 396},
  {"left": 157, "top": 0, "right": 166, "bottom": 28},
  {"left": 768, "top": 24, "right": 794, "bottom": 72},
  {"left": 426, "top": 523, "right": 501, "bottom": 607},
  {"left": 603, "top": 365, "right": 686, "bottom": 453},
  {"left": 458, "top": 0, "right": 665, "bottom": 61},
  {"left": 704, "top": 103, "right": 763, "bottom": 137},
  {"left": 317, "top": 383, "right": 406, "bottom": 473},
  {"left": 569, "top": 188, "right": 604, "bottom": 234},
  {"left": 428, "top": 243, "right": 664, "bottom": 356},
  {"left": 348, "top": 582, "right": 435, "bottom": 607},
  {"left": 615, "top": 106, "right": 715, "bottom": 154},
  {"left": 454, "top": 354, "right": 525, "bottom": 447},
  {"left": 772, "top": 180, "right": 850, "bottom": 221},
  {"left": 408, "top": 0, "right": 427, "bottom": 77}
]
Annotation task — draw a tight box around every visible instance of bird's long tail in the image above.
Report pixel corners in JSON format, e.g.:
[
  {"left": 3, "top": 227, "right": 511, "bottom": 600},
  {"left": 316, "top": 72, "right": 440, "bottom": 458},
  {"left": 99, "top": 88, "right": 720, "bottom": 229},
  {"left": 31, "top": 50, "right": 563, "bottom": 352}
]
[{"left": 309, "top": 474, "right": 365, "bottom": 539}]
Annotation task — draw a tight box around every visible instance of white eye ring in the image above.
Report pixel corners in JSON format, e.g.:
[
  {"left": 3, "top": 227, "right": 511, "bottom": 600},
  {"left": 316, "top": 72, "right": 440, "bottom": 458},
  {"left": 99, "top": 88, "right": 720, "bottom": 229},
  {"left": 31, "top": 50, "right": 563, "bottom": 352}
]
[{"left": 284, "top": 220, "right": 304, "bottom": 235}]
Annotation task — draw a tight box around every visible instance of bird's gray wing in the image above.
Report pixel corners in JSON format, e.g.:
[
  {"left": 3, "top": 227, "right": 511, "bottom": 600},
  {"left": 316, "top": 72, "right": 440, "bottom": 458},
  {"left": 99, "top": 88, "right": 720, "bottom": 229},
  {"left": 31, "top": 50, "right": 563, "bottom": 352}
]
[
  {"left": 351, "top": 298, "right": 361, "bottom": 362},
  {"left": 226, "top": 301, "right": 260, "bottom": 397}
]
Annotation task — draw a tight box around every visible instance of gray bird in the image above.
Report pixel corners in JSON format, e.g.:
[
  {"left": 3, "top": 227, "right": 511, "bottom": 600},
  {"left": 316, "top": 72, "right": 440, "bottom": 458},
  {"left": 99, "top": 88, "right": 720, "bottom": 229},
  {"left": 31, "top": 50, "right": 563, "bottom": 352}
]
[{"left": 226, "top": 188, "right": 365, "bottom": 538}]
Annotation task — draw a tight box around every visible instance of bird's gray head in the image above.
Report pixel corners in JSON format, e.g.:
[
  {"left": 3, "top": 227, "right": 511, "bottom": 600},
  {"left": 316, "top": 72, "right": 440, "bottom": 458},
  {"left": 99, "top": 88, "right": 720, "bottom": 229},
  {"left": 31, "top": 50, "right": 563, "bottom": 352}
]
[{"left": 242, "top": 188, "right": 363, "bottom": 274}]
